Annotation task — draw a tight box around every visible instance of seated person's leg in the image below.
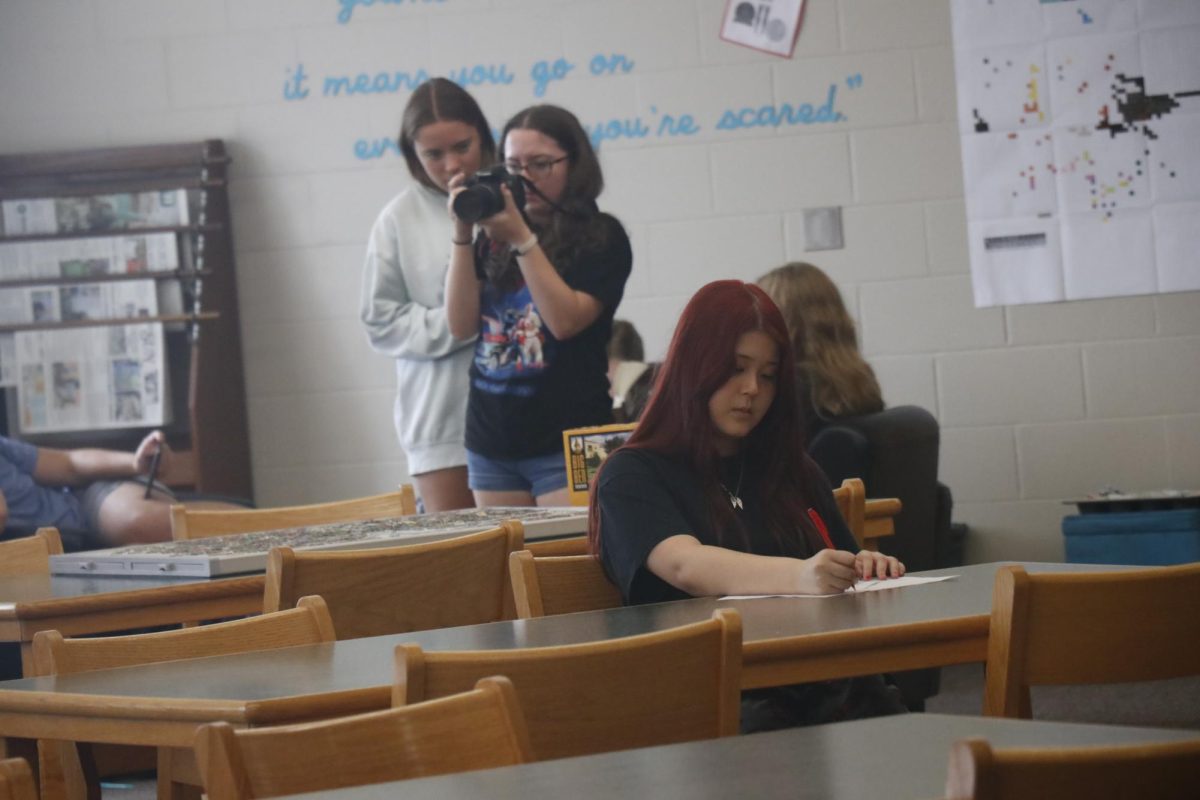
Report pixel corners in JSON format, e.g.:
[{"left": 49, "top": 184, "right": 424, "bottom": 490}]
[{"left": 80, "top": 480, "right": 174, "bottom": 546}]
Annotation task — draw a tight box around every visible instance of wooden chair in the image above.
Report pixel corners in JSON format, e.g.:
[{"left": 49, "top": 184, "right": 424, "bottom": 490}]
[
  {"left": 170, "top": 486, "right": 416, "bottom": 540},
  {"left": 30, "top": 597, "right": 335, "bottom": 800},
  {"left": 0, "top": 759, "right": 36, "bottom": 800},
  {"left": 524, "top": 537, "right": 589, "bottom": 557},
  {"left": 832, "top": 478, "right": 899, "bottom": 552},
  {"left": 262, "top": 522, "right": 524, "bottom": 640},
  {"left": 195, "top": 676, "right": 532, "bottom": 800},
  {"left": 944, "top": 736, "right": 1200, "bottom": 800},
  {"left": 833, "top": 478, "right": 865, "bottom": 544},
  {"left": 0, "top": 528, "right": 62, "bottom": 577},
  {"left": 983, "top": 563, "right": 1200, "bottom": 719},
  {"left": 508, "top": 551, "right": 622, "bottom": 619},
  {"left": 395, "top": 608, "right": 742, "bottom": 761}
]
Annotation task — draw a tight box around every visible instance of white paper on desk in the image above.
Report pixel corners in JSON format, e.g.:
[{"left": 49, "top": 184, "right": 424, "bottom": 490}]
[{"left": 722, "top": 575, "right": 957, "bottom": 600}]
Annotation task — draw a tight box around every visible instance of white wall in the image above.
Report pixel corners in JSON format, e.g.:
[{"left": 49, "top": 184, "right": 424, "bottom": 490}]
[{"left": 1, "top": 0, "right": 1196, "bottom": 562}]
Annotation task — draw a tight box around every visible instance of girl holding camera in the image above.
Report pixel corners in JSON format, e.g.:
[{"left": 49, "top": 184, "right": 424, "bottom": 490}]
[
  {"left": 588, "top": 280, "right": 906, "bottom": 729},
  {"left": 445, "top": 104, "right": 632, "bottom": 507},
  {"left": 360, "top": 78, "right": 493, "bottom": 511}
]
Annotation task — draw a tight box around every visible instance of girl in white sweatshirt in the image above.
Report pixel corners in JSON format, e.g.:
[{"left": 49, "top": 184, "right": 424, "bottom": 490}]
[{"left": 360, "top": 78, "right": 494, "bottom": 511}]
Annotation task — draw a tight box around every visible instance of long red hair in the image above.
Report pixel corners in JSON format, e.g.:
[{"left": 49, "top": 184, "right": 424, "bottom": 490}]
[{"left": 588, "top": 280, "right": 825, "bottom": 557}]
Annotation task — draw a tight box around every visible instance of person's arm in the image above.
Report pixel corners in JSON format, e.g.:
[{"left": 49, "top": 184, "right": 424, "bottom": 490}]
[
  {"left": 646, "top": 534, "right": 860, "bottom": 596},
  {"left": 360, "top": 206, "right": 474, "bottom": 360},
  {"left": 32, "top": 431, "right": 169, "bottom": 487},
  {"left": 598, "top": 450, "right": 861, "bottom": 598},
  {"left": 444, "top": 178, "right": 483, "bottom": 340},
  {"left": 477, "top": 186, "right": 604, "bottom": 341}
]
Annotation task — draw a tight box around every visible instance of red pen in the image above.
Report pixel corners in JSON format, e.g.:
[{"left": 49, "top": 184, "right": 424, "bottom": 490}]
[
  {"left": 808, "top": 508, "right": 856, "bottom": 591},
  {"left": 806, "top": 508, "right": 836, "bottom": 550}
]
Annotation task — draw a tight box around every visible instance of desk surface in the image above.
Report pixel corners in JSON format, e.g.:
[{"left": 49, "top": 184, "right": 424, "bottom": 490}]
[
  {"left": 280, "top": 713, "right": 1200, "bottom": 800},
  {"left": 0, "top": 572, "right": 260, "bottom": 613},
  {"left": 0, "top": 573, "right": 264, "bottom": 646},
  {"left": 0, "top": 562, "right": 1124, "bottom": 744}
]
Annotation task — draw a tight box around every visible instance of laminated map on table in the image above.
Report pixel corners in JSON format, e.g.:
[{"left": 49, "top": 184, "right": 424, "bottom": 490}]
[{"left": 49, "top": 506, "right": 588, "bottom": 579}]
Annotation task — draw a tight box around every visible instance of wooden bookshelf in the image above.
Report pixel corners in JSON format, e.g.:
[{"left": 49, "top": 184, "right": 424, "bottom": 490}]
[{"left": 0, "top": 140, "right": 253, "bottom": 501}]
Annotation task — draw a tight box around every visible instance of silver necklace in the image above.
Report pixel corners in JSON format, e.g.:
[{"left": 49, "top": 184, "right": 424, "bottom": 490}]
[{"left": 719, "top": 458, "right": 745, "bottom": 510}]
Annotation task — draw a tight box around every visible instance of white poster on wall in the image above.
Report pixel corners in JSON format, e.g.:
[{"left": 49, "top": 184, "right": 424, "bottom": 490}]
[{"left": 950, "top": 0, "right": 1200, "bottom": 307}]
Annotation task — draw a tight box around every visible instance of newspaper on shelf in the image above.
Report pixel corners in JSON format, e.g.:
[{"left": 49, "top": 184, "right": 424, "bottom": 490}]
[
  {"left": 0, "top": 232, "right": 178, "bottom": 281},
  {"left": 0, "top": 278, "right": 158, "bottom": 327},
  {"left": 0, "top": 335, "right": 14, "bottom": 388},
  {"left": 0, "top": 233, "right": 180, "bottom": 389},
  {"left": 15, "top": 321, "right": 166, "bottom": 433},
  {"left": 0, "top": 189, "right": 189, "bottom": 236}
]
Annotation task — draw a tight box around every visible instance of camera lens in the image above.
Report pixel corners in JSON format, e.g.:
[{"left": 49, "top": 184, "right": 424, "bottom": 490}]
[{"left": 452, "top": 184, "right": 503, "bottom": 223}]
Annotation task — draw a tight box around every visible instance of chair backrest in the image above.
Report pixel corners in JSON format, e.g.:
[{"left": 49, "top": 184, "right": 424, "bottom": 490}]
[
  {"left": 262, "top": 523, "right": 525, "bottom": 640},
  {"left": 944, "top": 736, "right": 1200, "bottom": 800},
  {"left": 0, "top": 759, "right": 36, "bottom": 800},
  {"left": 832, "top": 478, "right": 865, "bottom": 545},
  {"left": 831, "top": 478, "right": 900, "bottom": 551},
  {"left": 984, "top": 564, "right": 1200, "bottom": 719},
  {"left": 395, "top": 608, "right": 742, "bottom": 760},
  {"left": 509, "top": 551, "right": 622, "bottom": 619},
  {"left": 196, "top": 676, "right": 532, "bottom": 800},
  {"left": 31, "top": 596, "right": 335, "bottom": 676},
  {"left": 30, "top": 597, "right": 336, "bottom": 800},
  {"left": 170, "top": 486, "right": 416, "bottom": 540},
  {"left": 0, "top": 528, "right": 62, "bottom": 577},
  {"left": 523, "top": 537, "right": 589, "bottom": 557}
]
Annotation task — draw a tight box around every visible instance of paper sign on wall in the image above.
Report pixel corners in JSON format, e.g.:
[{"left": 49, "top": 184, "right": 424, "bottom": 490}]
[{"left": 720, "top": 0, "right": 806, "bottom": 58}]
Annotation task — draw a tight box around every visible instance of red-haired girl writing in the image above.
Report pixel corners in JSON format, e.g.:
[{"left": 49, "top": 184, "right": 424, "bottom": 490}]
[{"left": 588, "top": 280, "right": 906, "bottom": 729}]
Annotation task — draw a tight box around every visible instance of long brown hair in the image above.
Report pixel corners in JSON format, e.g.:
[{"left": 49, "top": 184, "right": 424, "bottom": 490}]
[
  {"left": 398, "top": 78, "right": 496, "bottom": 192},
  {"left": 756, "top": 262, "right": 883, "bottom": 420},
  {"left": 483, "top": 104, "right": 611, "bottom": 292},
  {"left": 588, "top": 280, "right": 827, "bottom": 558}
]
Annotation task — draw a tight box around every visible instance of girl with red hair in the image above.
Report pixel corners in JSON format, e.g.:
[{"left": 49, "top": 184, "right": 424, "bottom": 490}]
[
  {"left": 589, "top": 280, "right": 906, "bottom": 728},
  {"left": 590, "top": 279, "right": 902, "bottom": 601}
]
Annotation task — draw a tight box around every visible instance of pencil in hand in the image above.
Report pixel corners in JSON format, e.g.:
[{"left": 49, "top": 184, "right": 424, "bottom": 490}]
[{"left": 144, "top": 447, "right": 163, "bottom": 500}]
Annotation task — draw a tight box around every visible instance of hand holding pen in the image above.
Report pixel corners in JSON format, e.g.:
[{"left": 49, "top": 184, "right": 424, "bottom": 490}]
[{"left": 134, "top": 430, "right": 169, "bottom": 499}]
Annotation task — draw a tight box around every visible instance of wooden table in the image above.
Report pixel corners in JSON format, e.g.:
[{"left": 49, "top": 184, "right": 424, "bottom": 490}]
[
  {"left": 0, "top": 562, "right": 1124, "bottom": 754},
  {"left": 278, "top": 713, "right": 1200, "bottom": 799},
  {"left": 0, "top": 573, "right": 264, "bottom": 675}
]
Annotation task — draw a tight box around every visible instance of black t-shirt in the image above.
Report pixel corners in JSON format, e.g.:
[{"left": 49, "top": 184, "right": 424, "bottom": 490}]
[
  {"left": 596, "top": 447, "right": 858, "bottom": 605},
  {"left": 466, "top": 213, "right": 632, "bottom": 459}
]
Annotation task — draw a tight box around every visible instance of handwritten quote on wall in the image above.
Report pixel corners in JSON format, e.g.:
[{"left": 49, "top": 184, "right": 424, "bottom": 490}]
[{"left": 301, "top": 0, "right": 861, "bottom": 159}]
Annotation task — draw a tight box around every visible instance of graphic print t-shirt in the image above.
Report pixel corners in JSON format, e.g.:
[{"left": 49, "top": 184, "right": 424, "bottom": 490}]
[{"left": 466, "top": 214, "right": 632, "bottom": 459}]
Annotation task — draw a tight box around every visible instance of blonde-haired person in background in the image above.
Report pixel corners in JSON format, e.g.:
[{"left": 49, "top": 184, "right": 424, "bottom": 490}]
[{"left": 756, "top": 262, "right": 883, "bottom": 441}]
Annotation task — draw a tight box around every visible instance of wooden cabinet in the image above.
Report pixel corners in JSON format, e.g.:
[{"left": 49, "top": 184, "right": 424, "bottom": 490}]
[{"left": 0, "top": 140, "right": 253, "bottom": 501}]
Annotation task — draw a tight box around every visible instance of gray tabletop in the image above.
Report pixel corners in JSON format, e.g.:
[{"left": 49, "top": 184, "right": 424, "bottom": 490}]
[
  {"left": 0, "top": 562, "right": 1122, "bottom": 706},
  {"left": 279, "top": 713, "right": 1200, "bottom": 800}
]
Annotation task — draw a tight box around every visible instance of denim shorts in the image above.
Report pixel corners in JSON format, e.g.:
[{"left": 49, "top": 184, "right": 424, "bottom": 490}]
[{"left": 466, "top": 450, "right": 567, "bottom": 497}]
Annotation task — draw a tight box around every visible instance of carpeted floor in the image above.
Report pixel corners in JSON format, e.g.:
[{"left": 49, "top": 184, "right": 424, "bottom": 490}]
[{"left": 926, "top": 663, "right": 1200, "bottom": 729}]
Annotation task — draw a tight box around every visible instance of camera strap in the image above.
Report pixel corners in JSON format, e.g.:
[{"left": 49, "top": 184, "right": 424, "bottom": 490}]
[{"left": 519, "top": 176, "right": 587, "bottom": 219}]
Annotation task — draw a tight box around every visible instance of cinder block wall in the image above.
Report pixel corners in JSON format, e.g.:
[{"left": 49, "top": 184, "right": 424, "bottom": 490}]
[{"left": 1, "top": 0, "right": 1196, "bottom": 562}]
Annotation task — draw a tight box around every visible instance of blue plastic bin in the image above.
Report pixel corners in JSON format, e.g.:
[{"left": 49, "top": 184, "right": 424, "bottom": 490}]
[{"left": 1062, "top": 509, "right": 1200, "bottom": 566}]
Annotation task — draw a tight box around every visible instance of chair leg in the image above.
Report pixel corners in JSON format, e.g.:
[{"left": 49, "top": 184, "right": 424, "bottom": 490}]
[{"left": 156, "top": 747, "right": 203, "bottom": 800}]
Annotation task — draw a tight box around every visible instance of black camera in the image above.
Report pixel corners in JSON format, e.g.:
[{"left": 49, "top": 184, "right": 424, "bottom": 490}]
[{"left": 451, "top": 166, "right": 527, "bottom": 223}]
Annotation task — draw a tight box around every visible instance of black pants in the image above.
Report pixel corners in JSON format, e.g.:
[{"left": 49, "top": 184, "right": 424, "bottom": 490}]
[{"left": 740, "top": 675, "right": 908, "bottom": 733}]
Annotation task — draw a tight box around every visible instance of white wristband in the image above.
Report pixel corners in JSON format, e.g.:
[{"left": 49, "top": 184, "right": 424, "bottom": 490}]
[{"left": 514, "top": 233, "right": 539, "bottom": 256}]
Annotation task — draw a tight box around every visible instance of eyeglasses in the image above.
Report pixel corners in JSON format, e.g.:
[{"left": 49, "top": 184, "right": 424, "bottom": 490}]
[{"left": 503, "top": 156, "right": 567, "bottom": 180}]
